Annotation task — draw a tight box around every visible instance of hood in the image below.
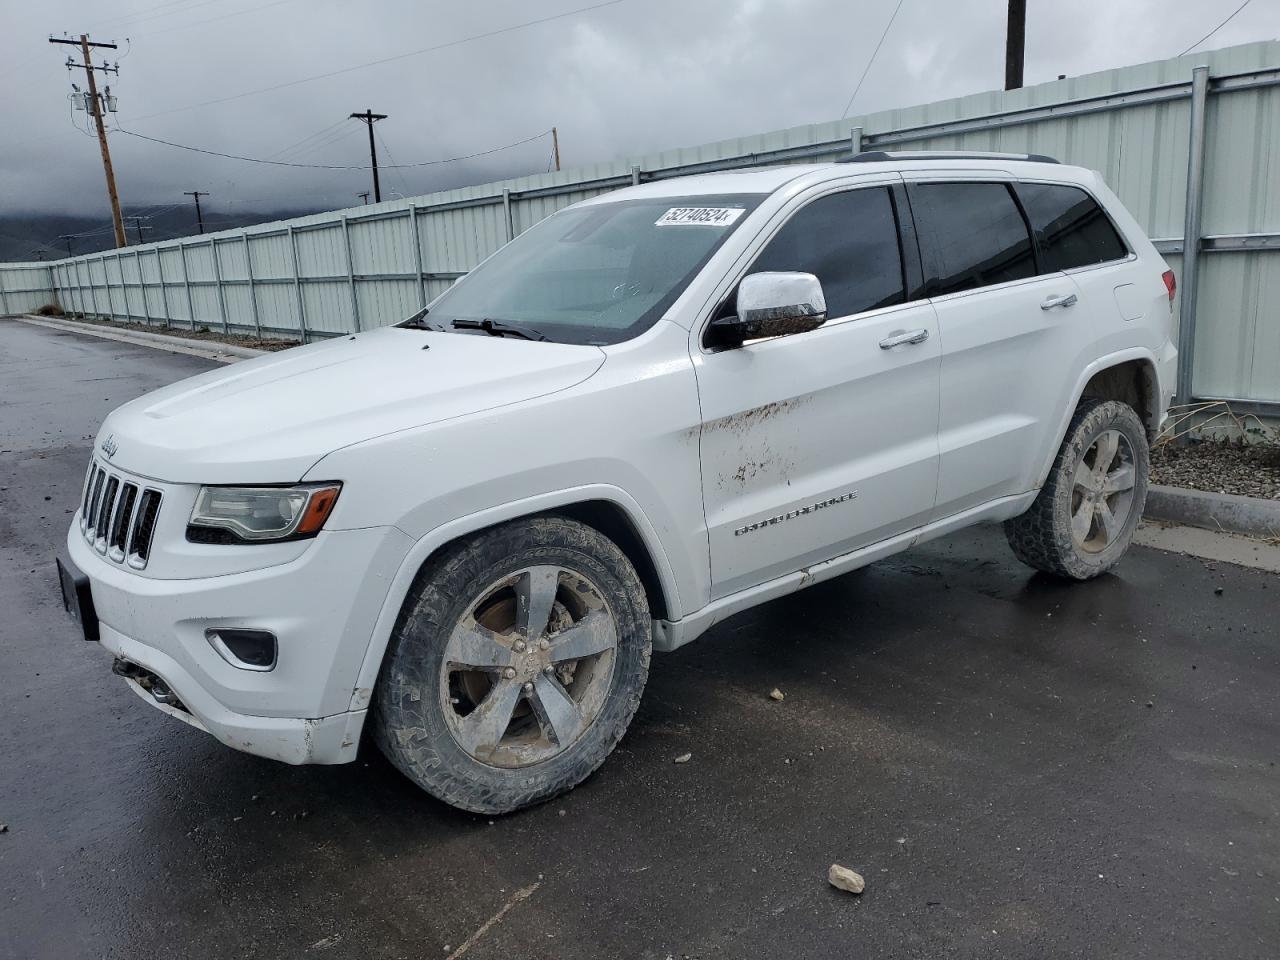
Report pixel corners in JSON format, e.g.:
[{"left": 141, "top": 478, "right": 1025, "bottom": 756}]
[{"left": 96, "top": 327, "right": 605, "bottom": 483}]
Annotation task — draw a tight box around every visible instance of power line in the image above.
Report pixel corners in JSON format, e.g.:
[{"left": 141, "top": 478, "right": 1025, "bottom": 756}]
[
  {"left": 841, "top": 0, "right": 907, "bottom": 118},
  {"left": 113, "top": 126, "right": 553, "bottom": 169},
  {"left": 131, "top": 0, "right": 297, "bottom": 40},
  {"left": 1177, "top": 0, "right": 1253, "bottom": 57},
  {"left": 374, "top": 126, "right": 413, "bottom": 198},
  {"left": 122, "top": 0, "right": 629, "bottom": 123}
]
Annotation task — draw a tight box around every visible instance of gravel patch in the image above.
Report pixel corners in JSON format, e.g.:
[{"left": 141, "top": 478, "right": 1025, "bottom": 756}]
[
  {"left": 52, "top": 314, "right": 298, "bottom": 352},
  {"left": 1151, "top": 440, "right": 1280, "bottom": 500}
]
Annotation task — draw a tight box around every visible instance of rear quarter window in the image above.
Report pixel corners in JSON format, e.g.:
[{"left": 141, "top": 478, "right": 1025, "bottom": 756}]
[{"left": 1015, "top": 182, "right": 1129, "bottom": 272}]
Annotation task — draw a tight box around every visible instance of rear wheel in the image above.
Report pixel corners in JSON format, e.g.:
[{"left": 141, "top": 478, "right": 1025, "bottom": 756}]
[
  {"left": 1005, "top": 398, "right": 1149, "bottom": 579},
  {"left": 373, "top": 516, "right": 651, "bottom": 814}
]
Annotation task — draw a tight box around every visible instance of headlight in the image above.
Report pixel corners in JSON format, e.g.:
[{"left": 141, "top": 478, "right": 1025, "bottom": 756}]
[{"left": 187, "top": 483, "right": 342, "bottom": 543}]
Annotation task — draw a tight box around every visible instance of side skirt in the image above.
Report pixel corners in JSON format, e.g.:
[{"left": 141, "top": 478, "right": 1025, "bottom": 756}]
[{"left": 652, "top": 490, "right": 1037, "bottom": 651}]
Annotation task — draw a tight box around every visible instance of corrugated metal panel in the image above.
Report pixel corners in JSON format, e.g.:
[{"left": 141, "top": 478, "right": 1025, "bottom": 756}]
[{"left": 7, "top": 41, "right": 1278, "bottom": 402}]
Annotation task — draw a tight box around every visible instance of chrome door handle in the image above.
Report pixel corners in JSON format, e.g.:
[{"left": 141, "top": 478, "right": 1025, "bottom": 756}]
[
  {"left": 1041, "top": 292, "right": 1078, "bottom": 310},
  {"left": 879, "top": 328, "right": 930, "bottom": 349}
]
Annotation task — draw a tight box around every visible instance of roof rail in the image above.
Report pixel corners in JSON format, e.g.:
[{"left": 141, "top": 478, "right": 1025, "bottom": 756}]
[{"left": 839, "top": 149, "right": 1060, "bottom": 164}]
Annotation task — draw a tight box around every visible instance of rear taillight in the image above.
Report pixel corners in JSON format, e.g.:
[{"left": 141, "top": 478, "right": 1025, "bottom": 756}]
[{"left": 1162, "top": 269, "right": 1176, "bottom": 302}]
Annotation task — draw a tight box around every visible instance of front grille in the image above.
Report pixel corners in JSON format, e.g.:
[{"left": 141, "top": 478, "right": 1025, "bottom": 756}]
[{"left": 80, "top": 461, "right": 163, "bottom": 569}]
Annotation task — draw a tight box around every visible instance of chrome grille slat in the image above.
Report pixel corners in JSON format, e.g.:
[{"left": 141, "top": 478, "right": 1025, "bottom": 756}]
[
  {"left": 86, "top": 470, "right": 107, "bottom": 537},
  {"left": 81, "top": 460, "right": 163, "bottom": 570},
  {"left": 96, "top": 477, "right": 119, "bottom": 553}
]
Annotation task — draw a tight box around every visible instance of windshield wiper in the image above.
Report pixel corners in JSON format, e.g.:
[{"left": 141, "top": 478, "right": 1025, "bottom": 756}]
[
  {"left": 398, "top": 308, "right": 445, "bottom": 331},
  {"left": 451, "top": 318, "right": 548, "bottom": 341}
]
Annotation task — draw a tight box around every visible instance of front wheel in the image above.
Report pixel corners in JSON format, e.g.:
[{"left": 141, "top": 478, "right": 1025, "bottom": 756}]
[
  {"left": 1005, "top": 398, "right": 1150, "bottom": 580},
  {"left": 372, "top": 516, "right": 652, "bottom": 814}
]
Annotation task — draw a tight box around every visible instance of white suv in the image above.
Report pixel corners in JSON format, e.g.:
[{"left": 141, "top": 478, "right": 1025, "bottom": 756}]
[{"left": 58, "top": 152, "right": 1178, "bottom": 813}]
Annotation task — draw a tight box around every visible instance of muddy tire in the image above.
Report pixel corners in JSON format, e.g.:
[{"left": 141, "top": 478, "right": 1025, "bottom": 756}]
[
  {"left": 1005, "top": 398, "right": 1149, "bottom": 580},
  {"left": 372, "top": 516, "right": 651, "bottom": 815}
]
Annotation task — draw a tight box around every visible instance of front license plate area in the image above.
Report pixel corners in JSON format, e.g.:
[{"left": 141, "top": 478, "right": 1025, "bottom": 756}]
[{"left": 56, "top": 557, "right": 100, "bottom": 643}]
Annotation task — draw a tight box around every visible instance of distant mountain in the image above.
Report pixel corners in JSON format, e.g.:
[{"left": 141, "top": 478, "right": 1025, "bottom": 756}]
[{"left": 0, "top": 206, "right": 325, "bottom": 262}]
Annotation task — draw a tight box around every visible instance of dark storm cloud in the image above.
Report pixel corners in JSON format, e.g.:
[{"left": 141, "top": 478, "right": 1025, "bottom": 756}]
[{"left": 1, "top": 0, "right": 1272, "bottom": 218}]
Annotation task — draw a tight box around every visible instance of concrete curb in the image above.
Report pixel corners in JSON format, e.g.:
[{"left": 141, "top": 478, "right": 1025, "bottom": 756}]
[
  {"left": 15, "top": 314, "right": 268, "bottom": 362},
  {"left": 1144, "top": 484, "right": 1280, "bottom": 538}
]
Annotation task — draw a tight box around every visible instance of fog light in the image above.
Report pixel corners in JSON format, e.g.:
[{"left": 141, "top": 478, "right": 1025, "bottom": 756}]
[{"left": 206, "top": 628, "right": 277, "bottom": 671}]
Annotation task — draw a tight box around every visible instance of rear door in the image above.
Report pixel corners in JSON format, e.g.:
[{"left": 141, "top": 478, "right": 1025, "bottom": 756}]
[
  {"left": 907, "top": 178, "right": 1096, "bottom": 520},
  {"left": 694, "top": 182, "right": 941, "bottom": 598}
]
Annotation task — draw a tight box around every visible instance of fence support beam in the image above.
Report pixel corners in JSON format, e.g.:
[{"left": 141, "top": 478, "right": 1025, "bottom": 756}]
[
  {"left": 243, "top": 233, "right": 261, "bottom": 337},
  {"left": 631, "top": 165, "right": 641, "bottom": 185},
  {"left": 850, "top": 125, "right": 864, "bottom": 155},
  {"left": 117, "top": 254, "right": 132, "bottom": 321},
  {"left": 0, "top": 268, "right": 9, "bottom": 317},
  {"left": 287, "top": 225, "right": 309, "bottom": 342},
  {"left": 210, "top": 237, "right": 229, "bottom": 334},
  {"left": 156, "top": 248, "right": 171, "bottom": 328},
  {"left": 1175, "top": 64, "right": 1210, "bottom": 407},
  {"left": 179, "top": 243, "right": 197, "bottom": 330},
  {"left": 502, "top": 188, "right": 514, "bottom": 242},
  {"left": 341, "top": 214, "right": 361, "bottom": 332},
  {"left": 135, "top": 250, "right": 149, "bottom": 325},
  {"left": 408, "top": 205, "right": 427, "bottom": 308},
  {"left": 86, "top": 259, "right": 101, "bottom": 320}
]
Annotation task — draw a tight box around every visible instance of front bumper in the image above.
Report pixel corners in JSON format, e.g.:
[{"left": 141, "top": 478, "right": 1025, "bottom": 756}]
[{"left": 66, "top": 516, "right": 413, "bottom": 765}]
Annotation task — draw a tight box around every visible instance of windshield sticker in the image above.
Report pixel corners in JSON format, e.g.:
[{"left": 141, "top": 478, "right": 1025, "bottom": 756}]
[{"left": 655, "top": 207, "right": 746, "bottom": 227}]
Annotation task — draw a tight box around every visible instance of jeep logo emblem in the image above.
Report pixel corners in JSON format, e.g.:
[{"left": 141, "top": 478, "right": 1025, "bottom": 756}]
[{"left": 101, "top": 435, "right": 118, "bottom": 459}]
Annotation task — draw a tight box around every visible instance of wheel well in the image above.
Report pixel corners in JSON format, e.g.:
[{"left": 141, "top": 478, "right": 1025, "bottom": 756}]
[
  {"left": 550, "top": 500, "right": 670, "bottom": 621},
  {"left": 1080, "top": 360, "right": 1158, "bottom": 439},
  {"left": 397, "top": 500, "right": 672, "bottom": 627}
]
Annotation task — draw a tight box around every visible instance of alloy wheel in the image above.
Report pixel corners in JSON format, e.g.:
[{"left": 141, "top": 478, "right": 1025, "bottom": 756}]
[
  {"left": 1070, "top": 428, "right": 1137, "bottom": 553},
  {"left": 440, "top": 565, "right": 618, "bottom": 768}
]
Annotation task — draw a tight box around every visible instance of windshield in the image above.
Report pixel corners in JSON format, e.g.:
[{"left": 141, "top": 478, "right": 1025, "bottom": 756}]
[{"left": 420, "top": 193, "right": 764, "bottom": 345}]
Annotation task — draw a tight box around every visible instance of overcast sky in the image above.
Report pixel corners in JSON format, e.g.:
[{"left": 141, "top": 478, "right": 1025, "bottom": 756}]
[{"left": 1, "top": 0, "right": 1275, "bottom": 224}]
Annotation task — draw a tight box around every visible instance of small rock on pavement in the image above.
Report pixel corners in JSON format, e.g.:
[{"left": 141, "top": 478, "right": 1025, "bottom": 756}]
[
  {"left": 674, "top": 752, "right": 692, "bottom": 764},
  {"left": 828, "top": 863, "right": 865, "bottom": 894},
  {"left": 769, "top": 688, "right": 786, "bottom": 702},
  {"left": 0, "top": 823, "right": 7, "bottom": 834}
]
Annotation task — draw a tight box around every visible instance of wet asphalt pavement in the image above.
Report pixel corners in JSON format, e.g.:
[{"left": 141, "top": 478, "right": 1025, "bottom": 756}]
[{"left": 1, "top": 317, "right": 1278, "bottom": 959}]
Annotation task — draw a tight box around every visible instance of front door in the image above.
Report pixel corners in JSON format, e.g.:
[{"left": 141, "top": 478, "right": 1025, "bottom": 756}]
[{"left": 693, "top": 184, "right": 941, "bottom": 599}]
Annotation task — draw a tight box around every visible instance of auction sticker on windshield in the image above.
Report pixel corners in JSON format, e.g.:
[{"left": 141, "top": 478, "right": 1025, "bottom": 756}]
[{"left": 655, "top": 207, "right": 746, "bottom": 227}]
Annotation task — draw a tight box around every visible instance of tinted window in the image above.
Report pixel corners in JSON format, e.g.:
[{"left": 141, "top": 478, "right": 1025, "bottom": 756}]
[
  {"left": 1016, "top": 182, "right": 1128, "bottom": 271},
  {"left": 748, "top": 187, "right": 904, "bottom": 318},
  {"left": 910, "top": 182, "right": 1036, "bottom": 296}
]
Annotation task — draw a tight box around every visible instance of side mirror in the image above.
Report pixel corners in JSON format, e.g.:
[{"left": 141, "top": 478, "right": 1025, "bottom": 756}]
[{"left": 708, "top": 272, "right": 827, "bottom": 348}]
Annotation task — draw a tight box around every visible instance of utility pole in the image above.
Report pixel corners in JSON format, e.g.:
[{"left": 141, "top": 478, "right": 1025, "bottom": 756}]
[
  {"left": 349, "top": 108, "right": 388, "bottom": 203},
  {"left": 357, "top": 192, "right": 370, "bottom": 205},
  {"left": 552, "top": 126, "right": 561, "bottom": 172},
  {"left": 58, "top": 234, "right": 77, "bottom": 257},
  {"left": 184, "top": 191, "right": 208, "bottom": 234},
  {"left": 50, "top": 34, "right": 127, "bottom": 248},
  {"left": 124, "top": 216, "right": 151, "bottom": 245},
  {"left": 1004, "top": 0, "right": 1026, "bottom": 90}
]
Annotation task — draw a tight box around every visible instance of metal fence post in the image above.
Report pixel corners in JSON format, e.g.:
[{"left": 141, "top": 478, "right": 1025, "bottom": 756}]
[
  {"left": 156, "top": 248, "right": 171, "bottom": 328},
  {"left": 631, "top": 165, "right": 641, "bottom": 186},
  {"left": 287, "top": 225, "right": 309, "bottom": 342},
  {"left": 210, "top": 237, "right": 229, "bottom": 334},
  {"left": 1175, "top": 64, "right": 1210, "bottom": 407},
  {"left": 850, "top": 125, "right": 864, "bottom": 156},
  {"left": 107, "top": 255, "right": 122, "bottom": 321},
  {"left": 118, "top": 253, "right": 132, "bottom": 321},
  {"left": 179, "top": 242, "right": 197, "bottom": 330},
  {"left": 135, "top": 250, "right": 149, "bottom": 325},
  {"left": 409, "top": 204, "right": 427, "bottom": 308},
  {"left": 502, "top": 188, "right": 514, "bottom": 242},
  {"left": 86, "top": 258, "right": 101, "bottom": 320},
  {"left": 341, "top": 214, "right": 361, "bottom": 332},
  {"left": 243, "top": 232, "right": 261, "bottom": 337},
  {"left": 0, "top": 268, "right": 9, "bottom": 316}
]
